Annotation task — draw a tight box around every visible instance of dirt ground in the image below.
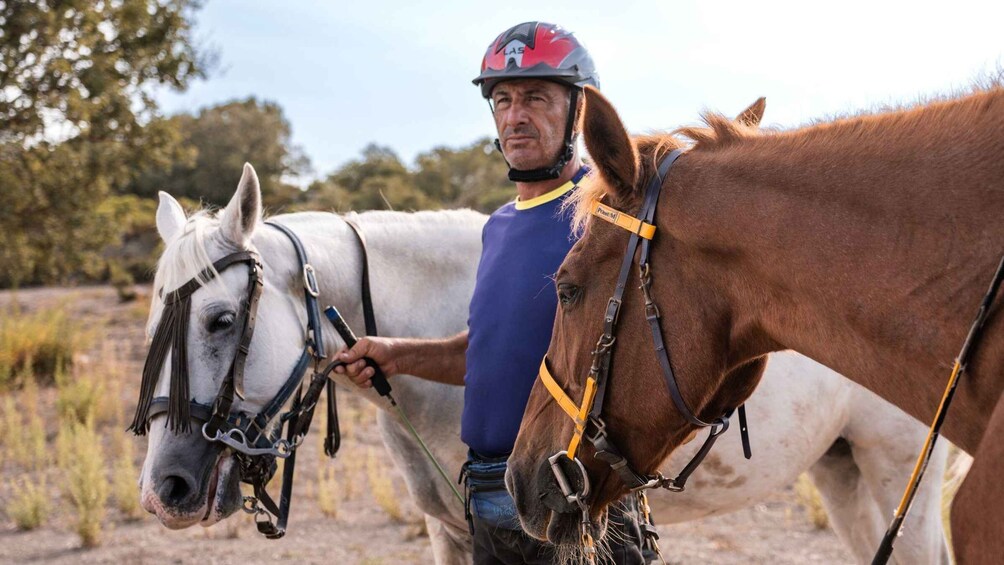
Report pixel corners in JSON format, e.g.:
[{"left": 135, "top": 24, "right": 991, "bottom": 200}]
[{"left": 0, "top": 286, "right": 852, "bottom": 564}]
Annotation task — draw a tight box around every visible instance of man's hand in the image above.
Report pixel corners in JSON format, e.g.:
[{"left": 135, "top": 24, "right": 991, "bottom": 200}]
[{"left": 333, "top": 336, "right": 400, "bottom": 389}]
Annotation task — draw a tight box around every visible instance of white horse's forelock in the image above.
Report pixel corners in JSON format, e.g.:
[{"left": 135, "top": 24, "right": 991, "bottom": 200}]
[{"left": 148, "top": 209, "right": 241, "bottom": 333}]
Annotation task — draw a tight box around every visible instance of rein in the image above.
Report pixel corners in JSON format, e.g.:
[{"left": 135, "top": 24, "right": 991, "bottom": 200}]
[
  {"left": 539, "top": 150, "right": 751, "bottom": 557},
  {"left": 131, "top": 217, "right": 463, "bottom": 538},
  {"left": 872, "top": 254, "right": 1004, "bottom": 565}
]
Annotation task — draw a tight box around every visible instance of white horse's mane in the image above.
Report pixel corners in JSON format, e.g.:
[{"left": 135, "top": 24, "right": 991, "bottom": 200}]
[{"left": 149, "top": 206, "right": 486, "bottom": 334}]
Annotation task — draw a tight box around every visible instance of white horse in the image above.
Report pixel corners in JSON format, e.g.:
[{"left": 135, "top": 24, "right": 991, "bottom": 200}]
[{"left": 137, "top": 164, "right": 948, "bottom": 564}]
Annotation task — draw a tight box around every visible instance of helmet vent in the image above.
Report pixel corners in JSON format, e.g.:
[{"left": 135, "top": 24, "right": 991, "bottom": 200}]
[{"left": 495, "top": 21, "right": 538, "bottom": 52}]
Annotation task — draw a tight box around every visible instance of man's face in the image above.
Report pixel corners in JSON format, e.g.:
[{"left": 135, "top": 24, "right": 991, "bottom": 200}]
[{"left": 490, "top": 79, "right": 571, "bottom": 171}]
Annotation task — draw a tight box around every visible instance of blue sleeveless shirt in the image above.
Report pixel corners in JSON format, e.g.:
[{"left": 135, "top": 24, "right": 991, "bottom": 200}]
[{"left": 461, "top": 167, "right": 588, "bottom": 457}]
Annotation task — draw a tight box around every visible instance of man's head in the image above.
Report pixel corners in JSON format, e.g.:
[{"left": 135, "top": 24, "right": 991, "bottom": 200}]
[{"left": 472, "top": 22, "right": 599, "bottom": 182}]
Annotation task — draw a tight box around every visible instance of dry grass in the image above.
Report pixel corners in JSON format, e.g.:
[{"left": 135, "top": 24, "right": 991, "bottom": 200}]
[
  {"left": 112, "top": 434, "right": 142, "bottom": 520},
  {"left": 794, "top": 473, "right": 829, "bottom": 530},
  {"left": 6, "top": 475, "right": 51, "bottom": 530},
  {"left": 1, "top": 379, "right": 48, "bottom": 470},
  {"left": 0, "top": 303, "right": 89, "bottom": 387},
  {"left": 367, "top": 447, "right": 403, "bottom": 522},
  {"left": 317, "top": 465, "right": 340, "bottom": 518},
  {"left": 56, "top": 365, "right": 106, "bottom": 427},
  {"left": 61, "top": 419, "right": 110, "bottom": 547}
]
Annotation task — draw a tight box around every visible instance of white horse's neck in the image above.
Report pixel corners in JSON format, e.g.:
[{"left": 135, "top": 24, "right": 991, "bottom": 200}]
[{"left": 251, "top": 209, "right": 485, "bottom": 408}]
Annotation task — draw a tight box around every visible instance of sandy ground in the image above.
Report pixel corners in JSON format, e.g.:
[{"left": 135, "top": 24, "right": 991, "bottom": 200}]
[{"left": 0, "top": 286, "right": 852, "bottom": 564}]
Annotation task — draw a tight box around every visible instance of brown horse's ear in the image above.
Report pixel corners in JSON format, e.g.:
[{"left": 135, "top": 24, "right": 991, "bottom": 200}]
[
  {"left": 582, "top": 86, "right": 639, "bottom": 197},
  {"left": 735, "top": 97, "right": 766, "bottom": 128}
]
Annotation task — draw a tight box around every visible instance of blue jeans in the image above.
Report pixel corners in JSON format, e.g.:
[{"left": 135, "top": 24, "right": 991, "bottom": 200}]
[{"left": 461, "top": 450, "right": 522, "bottom": 531}]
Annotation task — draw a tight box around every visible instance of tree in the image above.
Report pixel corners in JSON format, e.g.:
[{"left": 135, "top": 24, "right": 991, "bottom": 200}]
[
  {"left": 0, "top": 0, "right": 210, "bottom": 287},
  {"left": 1, "top": 0, "right": 209, "bottom": 146},
  {"left": 413, "top": 137, "right": 512, "bottom": 212},
  {"left": 308, "top": 144, "right": 424, "bottom": 211},
  {"left": 127, "top": 98, "right": 311, "bottom": 210}
]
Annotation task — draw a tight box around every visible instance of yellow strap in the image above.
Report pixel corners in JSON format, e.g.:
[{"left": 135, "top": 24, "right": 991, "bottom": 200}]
[
  {"left": 538, "top": 359, "right": 598, "bottom": 460},
  {"left": 539, "top": 359, "right": 580, "bottom": 420},
  {"left": 567, "top": 377, "right": 597, "bottom": 460},
  {"left": 589, "top": 200, "right": 656, "bottom": 240}
]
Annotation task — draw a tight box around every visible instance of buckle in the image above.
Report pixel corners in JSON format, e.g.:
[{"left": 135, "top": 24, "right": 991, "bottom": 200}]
[
  {"left": 604, "top": 297, "right": 622, "bottom": 325},
  {"left": 302, "top": 264, "right": 319, "bottom": 297}
]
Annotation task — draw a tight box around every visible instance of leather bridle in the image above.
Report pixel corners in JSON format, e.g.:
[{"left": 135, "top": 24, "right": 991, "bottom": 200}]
[
  {"left": 129, "top": 221, "right": 352, "bottom": 538},
  {"left": 538, "top": 150, "right": 751, "bottom": 553}
]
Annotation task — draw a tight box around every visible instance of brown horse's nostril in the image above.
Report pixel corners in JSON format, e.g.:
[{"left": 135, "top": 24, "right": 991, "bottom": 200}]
[
  {"left": 535, "top": 457, "right": 584, "bottom": 514},
  {"left": 157, "top": 473, "right": 197, "bottom": 507}
]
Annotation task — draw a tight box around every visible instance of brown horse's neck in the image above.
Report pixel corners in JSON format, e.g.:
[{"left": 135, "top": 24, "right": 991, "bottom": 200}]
[{"left": 664, "top": 88, "right": 1004, "bottom": 453}]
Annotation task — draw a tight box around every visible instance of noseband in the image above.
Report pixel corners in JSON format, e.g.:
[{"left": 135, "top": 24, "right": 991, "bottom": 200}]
[
  {"left": 129, "top": 221, "right": 341, "bottom": 538},
  {"left": 539, "top": 150, "right": 751, "bottom": 553}
]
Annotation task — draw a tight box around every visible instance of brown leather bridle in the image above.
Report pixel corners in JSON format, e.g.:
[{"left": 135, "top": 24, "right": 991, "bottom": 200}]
[
  {"left": 538, "top": 150, "right": 751, "bottom": 553},
  {"left": 129, "top": 221, "right": 339, "bottom": 538}
]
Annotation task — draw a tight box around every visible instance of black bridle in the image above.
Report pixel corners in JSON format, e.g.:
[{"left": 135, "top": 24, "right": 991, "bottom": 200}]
[
  {"left": 130, "top": 221, "right": 349, "bottom": 538},
  {"left": 539, "top": 150, "right": 751, "bottom": 553}
]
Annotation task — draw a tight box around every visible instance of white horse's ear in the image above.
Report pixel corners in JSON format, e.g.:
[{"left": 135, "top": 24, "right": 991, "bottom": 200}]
[
  {"left": 156, "top": 191, "right": 187, "bottom": 243},
  {"left": 220, "top": 163, "right": 262, "bottom": 245}
]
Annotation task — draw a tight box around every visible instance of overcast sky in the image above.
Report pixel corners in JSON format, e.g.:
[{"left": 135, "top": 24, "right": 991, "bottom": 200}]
[{"left": 154, "top": 0, "right": 1004, "bottom": 180}]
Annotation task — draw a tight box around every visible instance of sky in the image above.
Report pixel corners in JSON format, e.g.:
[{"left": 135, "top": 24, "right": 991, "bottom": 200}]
[{"left": 154, "top": 0, "right": 1004, "bottom": 181}]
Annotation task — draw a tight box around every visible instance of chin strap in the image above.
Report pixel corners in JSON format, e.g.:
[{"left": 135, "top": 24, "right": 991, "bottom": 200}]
[{"left": 494, "top": 88, "right": 580, "bottom": 183}]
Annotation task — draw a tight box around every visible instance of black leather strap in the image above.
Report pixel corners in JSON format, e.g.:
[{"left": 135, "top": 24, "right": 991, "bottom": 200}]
[{"left": 343, "top": 216, "right": 379, "bottom": 337}]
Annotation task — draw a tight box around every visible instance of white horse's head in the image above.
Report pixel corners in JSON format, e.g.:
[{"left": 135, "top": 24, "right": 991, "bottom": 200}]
[{"left": 137, "top": 164, "right": 309, "bottom": 529}]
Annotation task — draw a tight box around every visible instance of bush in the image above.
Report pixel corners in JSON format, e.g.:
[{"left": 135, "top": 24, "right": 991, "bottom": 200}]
[
  {"left": 0, "top": 305, "right": 88, "bottom": 387},
  {"left": 62, "top": 420, "right": 109, "bottom": 547},
  {"left": 7, "top": 476, "right": 51, "bottom": 530}
]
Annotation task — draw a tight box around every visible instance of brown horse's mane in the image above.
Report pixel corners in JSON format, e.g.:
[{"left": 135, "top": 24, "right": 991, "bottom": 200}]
[{"left": 570, "top": 77, "right": 1004, "bottom": 234}]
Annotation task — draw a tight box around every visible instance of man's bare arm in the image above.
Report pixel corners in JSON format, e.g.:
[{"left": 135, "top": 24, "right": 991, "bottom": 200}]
[{"left": 333, "top": 330, "right": 468, "bottom": 387}]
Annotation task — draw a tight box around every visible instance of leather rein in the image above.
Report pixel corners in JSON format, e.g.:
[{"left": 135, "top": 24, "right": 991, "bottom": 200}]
[
  {"left": 129, "top": 219, "right": 373, "bottom": 538},
  {"left": 538, "top": 150, "right": 751, "bottom": 553}
]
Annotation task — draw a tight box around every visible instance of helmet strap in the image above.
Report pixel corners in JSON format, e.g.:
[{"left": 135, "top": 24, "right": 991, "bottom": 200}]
[{"left": 496, "top": 88, "right": 580, "bottom": 183}]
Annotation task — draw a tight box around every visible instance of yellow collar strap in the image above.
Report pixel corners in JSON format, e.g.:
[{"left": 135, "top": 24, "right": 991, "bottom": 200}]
[
  {"left": 589, "top": 200, "right": 656, "bottom": 240},
  {"left": 538, "top": 358, "right": 598, "bottom": 460}
]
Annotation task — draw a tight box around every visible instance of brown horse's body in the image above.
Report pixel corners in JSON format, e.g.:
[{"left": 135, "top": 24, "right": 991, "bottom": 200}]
[{"left": 507, "top": 86, "right": 1004, "bottom": 563}]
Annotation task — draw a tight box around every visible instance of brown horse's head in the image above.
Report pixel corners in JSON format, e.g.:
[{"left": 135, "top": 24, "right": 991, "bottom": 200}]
[{"left": 507, "top": 87, "right": 770, "bottom": 546}]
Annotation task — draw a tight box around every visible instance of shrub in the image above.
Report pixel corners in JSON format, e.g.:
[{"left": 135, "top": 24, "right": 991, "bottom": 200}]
[
  {"left": 62, "top": 420, "right": 109, "bottom": 547},
  {"left": 0, "top": 305, "right": 88, "bottom": 386},
  {"left": 6, "top": 476, "right": 50, "bottom": 530}
]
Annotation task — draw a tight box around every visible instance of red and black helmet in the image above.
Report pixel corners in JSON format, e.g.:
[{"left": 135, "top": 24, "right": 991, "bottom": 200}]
[{"left": 473, "top": 22, "right": 600, "bottom": 99}]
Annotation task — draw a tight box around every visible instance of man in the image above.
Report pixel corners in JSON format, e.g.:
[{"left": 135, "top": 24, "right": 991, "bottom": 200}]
[{"left": 336, "top": 22, "right": 651, "bottom": 564}]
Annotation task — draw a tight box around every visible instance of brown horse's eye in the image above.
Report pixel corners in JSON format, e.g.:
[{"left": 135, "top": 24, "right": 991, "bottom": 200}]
[{"left": 557, "top": 283, "right": 581, "bottom": 307}]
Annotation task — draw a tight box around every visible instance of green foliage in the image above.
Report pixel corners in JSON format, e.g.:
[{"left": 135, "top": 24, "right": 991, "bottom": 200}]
[
  {"left": 413, "top": 138, "right": 513, "bottom": 212},
  {"left": 127, "top": 98, "right": 310, "bottom": 209},
  {"left": 302, "top": 138, "right": 512, "bottom": 214},
  {"left": 0, "top": 0, "right": 210, "bottom": 145},
  {"left": 0, "top": 0, "right": 210, "bottom": 287}
]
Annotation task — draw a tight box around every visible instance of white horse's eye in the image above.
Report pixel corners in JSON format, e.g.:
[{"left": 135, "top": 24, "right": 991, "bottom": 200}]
[{"left": 207, "top": 311, "right": 236, "bottom": 333}]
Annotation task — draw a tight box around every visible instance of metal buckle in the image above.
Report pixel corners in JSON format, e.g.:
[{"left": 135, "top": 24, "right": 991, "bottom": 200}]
[
  {"left": 302, "top": 264, "right": 319, "bottom": 297},
  {"left": 604, "top": 297, "right": 622, "bottom": 325},
  {"left": 548, "top": 451, "right": 591, "bottom": 505}
]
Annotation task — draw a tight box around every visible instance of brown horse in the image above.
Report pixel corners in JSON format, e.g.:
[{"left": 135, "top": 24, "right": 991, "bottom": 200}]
[{"left": 507, "top": 84, "right": 1004, "bottom": 563}]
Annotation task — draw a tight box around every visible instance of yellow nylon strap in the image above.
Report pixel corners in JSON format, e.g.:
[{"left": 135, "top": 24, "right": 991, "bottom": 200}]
[
  {"left": 566, "top": 376, "right": 597, "bottom": 460},
  {"left": 589, "top": 200, "right": 656, "bottom": 240},
  {"left": 539, "top": 359, "right": 579, "bottom": 420},
  {"left": 538, "top": 359, "right": 597, "bottom": 460}
]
